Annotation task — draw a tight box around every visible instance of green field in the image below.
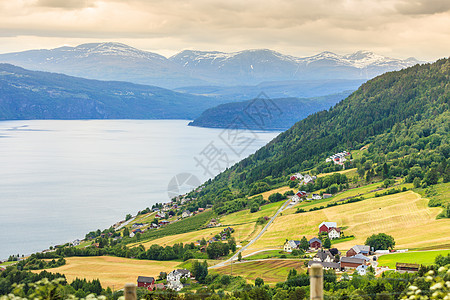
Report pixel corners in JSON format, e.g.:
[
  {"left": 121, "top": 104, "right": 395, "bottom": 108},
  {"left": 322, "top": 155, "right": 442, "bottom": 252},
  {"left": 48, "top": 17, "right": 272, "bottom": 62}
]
[
  {"left": 0, "top": 261, "right": 16, "bottom": 267},
  {"left": 220, "top": 201, "right": 283, "bottom": 226},
  {"left": 377, "top": 250, "right": 450, "bottom": 269}
]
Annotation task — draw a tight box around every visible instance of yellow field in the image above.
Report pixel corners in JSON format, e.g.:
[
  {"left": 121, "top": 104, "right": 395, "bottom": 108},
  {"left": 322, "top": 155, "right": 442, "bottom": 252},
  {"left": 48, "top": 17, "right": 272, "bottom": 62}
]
[
  {"left": 213, "top": 259, "right": 303, "bottom": 284},
  {"left": 248, "top": 191, "right": 450, "bottom": 251},
  {"left": 317, "top": 168, "right": 358, "bottom": 178},
  {"left": 220, "top": 201, "right": 283, "bottom": 226},
  {"left": 35, "top": 256, "right": 180, "bottom": 289},
  {"left": 136, "top": 222, "right": 260, "bottom": 249}
]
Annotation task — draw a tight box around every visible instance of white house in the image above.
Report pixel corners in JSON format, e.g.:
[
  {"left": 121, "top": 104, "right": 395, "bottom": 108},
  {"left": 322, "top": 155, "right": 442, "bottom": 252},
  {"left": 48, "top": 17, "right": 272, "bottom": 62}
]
[
  {"left": 312, "top": 194, "right": 322, "bottom": 200},
  {"left": 312, "top": 249, "right": 334, "bottom": 263},
  {"left": 328, "top": 228, "right": 341, "bottom": 239},
  {"left": 167, "top": 269, "right": 191, "bottom": 282},
  {"left": 284, "top": 240, "right": 300, "bottom": 252},
  {"left": 356, "top": 264, "right": 368, "bottom": 275},
  {"left": 181, "top": 210, "right": 191, "bottom": 218}
]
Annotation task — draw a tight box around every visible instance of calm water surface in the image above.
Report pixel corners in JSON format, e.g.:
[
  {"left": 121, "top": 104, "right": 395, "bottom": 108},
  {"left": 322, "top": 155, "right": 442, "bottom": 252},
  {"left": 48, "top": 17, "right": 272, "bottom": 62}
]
[{"left": 0, "top": 120, "right": 280, "bottom": 259}]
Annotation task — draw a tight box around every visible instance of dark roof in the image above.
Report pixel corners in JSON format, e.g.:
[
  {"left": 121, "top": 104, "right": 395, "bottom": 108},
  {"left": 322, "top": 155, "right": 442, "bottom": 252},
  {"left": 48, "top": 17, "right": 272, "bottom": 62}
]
[
  {"left": 308, "top": 261, "right": 340, "bottom": 269},
  {"left": 341, "top": 257, "right": 365, "bottom": 264},
  {"left": 137, "top": 276, "right": 155, "bottom": 283},
  {"left": 396, "top": 263, "right": 420, "bottom": 268},
  {"left": 176, "top": 269, "right": 191, "bottom": 275},
  {"left": 309, "top": 237, "right": 322, "bottom": 244},
  {"left": 315, "top": 250, "right": 334, "bottom": 262}
]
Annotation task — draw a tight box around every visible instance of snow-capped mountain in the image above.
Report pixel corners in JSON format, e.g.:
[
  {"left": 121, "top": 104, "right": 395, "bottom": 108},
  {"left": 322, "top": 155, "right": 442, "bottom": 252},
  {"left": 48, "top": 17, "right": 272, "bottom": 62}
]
[
  {"left": 0, "top": 43, "right": 422, "bottom": 88},
  {"left": 0, "top": 42, "right": 201, "bottom": 88},
  {"left": 170, "top": 49, "right": 421, "bottom": 85}
]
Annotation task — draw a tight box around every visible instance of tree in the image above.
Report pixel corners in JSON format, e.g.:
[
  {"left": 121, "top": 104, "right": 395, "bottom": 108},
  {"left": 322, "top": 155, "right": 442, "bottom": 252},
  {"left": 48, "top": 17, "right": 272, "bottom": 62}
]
[
  {"left": 255, "top": 277, "right": 264, "bottom": 287},
  {"left": 135, "top": 232, "right": 141, "bottom": 242},
  {"left": 413, "top": 177, "right": 422, "bottom": 188},
  {"left": 323, "top": 238, "right": 331, "bottom": 249},
  {"left": 125, "top": 214, "right": 132, "bottom": 221},
  {"left": 423, "top": 168, "right": 439, "bottom": 186},
  {"left": 192, "top": 260, "right": 208, "bottom": 283},
  {"left": 365, "top": 233, "right": 395, "bottom": 251},
  {"left": 237, "top": 252, "right": 242, "bottom": 262},
  {"left": 123, "top": 227, "right": 130, "bottom": 237},
  {"left": 299, "top": 236, "right": 309, "bottom": 251}
]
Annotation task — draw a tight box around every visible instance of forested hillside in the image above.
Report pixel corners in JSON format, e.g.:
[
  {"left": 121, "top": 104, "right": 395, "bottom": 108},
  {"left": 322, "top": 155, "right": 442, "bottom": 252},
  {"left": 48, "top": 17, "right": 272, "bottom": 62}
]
[
  {"left": 188, "top": 92, "right": 352, "bottom": 130},
  {"left": 0, "top": 64, "right": 220, "bottom": 120},
  {"left": 192, "top": 58, "right": 449, "bottom": 208}
]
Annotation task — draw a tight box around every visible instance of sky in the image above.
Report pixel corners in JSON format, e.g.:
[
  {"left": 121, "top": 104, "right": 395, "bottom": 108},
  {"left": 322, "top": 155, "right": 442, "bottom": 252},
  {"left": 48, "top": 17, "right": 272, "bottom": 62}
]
[{"left": 0, "top": 0, "right": 449, "bottom": 60}]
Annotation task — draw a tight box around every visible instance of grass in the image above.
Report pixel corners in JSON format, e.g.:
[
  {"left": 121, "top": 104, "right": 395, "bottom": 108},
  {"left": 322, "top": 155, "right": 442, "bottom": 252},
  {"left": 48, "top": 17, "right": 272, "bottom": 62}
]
[
  {"left": 32, "top": 256, "right": 180, "bottom": 289},
  {"left": 220, "top": 201, "right": 283, "bottom": 226},
  {"left": 0, "top": 261, "right": 17, "bottom": 267},
  {"left": 212, "top": 259, "right": 304, "bottom": 285},
  {"left": 248, "top": 191, "right": 450, "bottom": 251},
  {"left": 417, "top": 182, "right": 450, "bottom": 215},
  {"left": 377, "top": 250, "right": 450, "bottom": 269},
  {"left": 254, "top": 186, "right": 295, "bottom": 201},
  {"left": 317, "top": 168, "right": 358, "bottom": 179},
  {"left": 243, "top": 250, "right": 299, "bottom": 260}
]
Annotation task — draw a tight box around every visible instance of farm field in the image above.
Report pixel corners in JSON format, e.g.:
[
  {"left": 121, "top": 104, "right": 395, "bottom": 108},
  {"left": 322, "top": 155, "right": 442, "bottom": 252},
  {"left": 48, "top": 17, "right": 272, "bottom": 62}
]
[
  {"left": 220, "top": 201, "right": 284, "bottom": 226},
  {"left": 248, "top": 191, "right": 450, "bottom": 251},
  {"left": 34, "top": 256, "right": 180, "bottom": 289},
  {"left": 212, "top": 259, "right": 304, "bottom": 284},
  {"left": 316, "top": 168, "right": 358, "bottom": 178},
  {"left": 377, "top": 250, "right": 450, "bottom": 269},
  {"left": 256, "top": 186, "right": 294, "bottom": 201},
  {"left": 136, "top": 222, "right": 260, "bottom": 249}
]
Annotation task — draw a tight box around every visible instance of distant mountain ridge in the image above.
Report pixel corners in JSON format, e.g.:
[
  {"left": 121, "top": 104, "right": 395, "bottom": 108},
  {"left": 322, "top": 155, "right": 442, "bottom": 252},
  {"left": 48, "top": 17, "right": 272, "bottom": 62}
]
[
  {"left": 188, "top": 91, "right": 353, "bottom": 130},
  {"left": 0, "top": 42, "right": 422, "bottom": 89},
  {"left": 0, "top": 63, "right": 226, "bottom": 120}
]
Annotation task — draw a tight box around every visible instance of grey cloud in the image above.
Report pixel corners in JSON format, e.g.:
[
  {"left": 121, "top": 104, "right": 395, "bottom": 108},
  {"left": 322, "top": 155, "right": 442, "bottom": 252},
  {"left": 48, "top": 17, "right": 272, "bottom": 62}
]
[
  {"left": 34, "top": 0, "right": 97, "bottom": 9},
  {"left": 395, "top": 0, "right": 450, "bottom": 15}
]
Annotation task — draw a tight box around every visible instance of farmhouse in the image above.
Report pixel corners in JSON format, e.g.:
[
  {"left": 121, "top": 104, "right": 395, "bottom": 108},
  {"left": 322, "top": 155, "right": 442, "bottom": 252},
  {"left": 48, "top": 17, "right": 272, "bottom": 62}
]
[
  {"left": 181, "top": 210, "right": 191, "bottom": 218},
  {"left": 318, "top": 222, "right": 337, "bottom": 234},
  {"left": 356, "top": 265, "right": 368, "bottom": 275},
  {"left": 309, "top": 237, "right": 322, "bottom": 250},
  {"left": 312, "top": 194, "right": 322, "bottom": 200},
  {"left": 328, "top": 227, "right": 341, "bottom": 239},
  {"left": 137, "top": 276, "right": 155, "bottom": 288},
  {"left": 340, "top": 257, "right": 367, "bottom": 269},
  {"left": 312, "top": 249, "right": 335, "bottom": 262},
  {"left": 346, "top": 245, "right": 371, "bottom": 257},
  {"left": 322, "top": 193, "right": 332, "bottom": 199},
  {"left": 292, "top": 190, "right": 307, "bottom": 201},
  {"left": 284, "top": 240, "right": 300, "bottom": 252},
  {"left": 167, "top": 269, "right": 191, "bottom": 282}
]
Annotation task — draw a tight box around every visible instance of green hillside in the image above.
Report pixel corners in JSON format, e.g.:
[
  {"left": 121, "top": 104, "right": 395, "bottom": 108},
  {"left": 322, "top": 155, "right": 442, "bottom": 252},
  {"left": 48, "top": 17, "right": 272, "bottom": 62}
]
[{"left": 191, "top": 58, "right": 449, "bottom": 212}]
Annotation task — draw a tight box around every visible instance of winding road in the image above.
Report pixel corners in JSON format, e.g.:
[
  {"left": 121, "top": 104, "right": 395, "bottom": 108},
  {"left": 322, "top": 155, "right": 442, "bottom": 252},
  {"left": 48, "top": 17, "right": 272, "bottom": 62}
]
[{"left": 209, "top": 197, "right": 292, "bottom": 269}]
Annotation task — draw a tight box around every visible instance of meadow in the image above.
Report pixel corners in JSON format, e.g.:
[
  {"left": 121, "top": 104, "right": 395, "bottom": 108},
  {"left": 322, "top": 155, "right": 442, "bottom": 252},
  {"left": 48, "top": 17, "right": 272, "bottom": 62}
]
[
  {"left": 212, "top": 259, "right": 304, "bottom": 284},
  {"left": 35, "top": 256, "right": 180, "bottom": 289},
  {"left": 246, "top": 191, "right": 450, "bottom": 252},
  {"left": 377, "top": 249, "right": 450, "bottom": 269}
]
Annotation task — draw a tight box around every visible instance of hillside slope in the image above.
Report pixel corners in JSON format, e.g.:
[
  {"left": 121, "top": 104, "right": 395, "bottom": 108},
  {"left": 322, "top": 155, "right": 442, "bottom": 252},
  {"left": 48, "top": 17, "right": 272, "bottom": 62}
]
[
  {"left": 193, "top": 58, "right": 449, "bottom": 203},
  {"left": 0, "top": 64, "right": 222, "bottom": 120}
]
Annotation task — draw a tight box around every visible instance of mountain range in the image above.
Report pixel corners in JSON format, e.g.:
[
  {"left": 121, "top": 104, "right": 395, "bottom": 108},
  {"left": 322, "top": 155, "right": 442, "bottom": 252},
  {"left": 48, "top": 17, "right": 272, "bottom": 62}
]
[
  {"left": 0, "top": 64, "right": 223, "bottom": 120},
  {"left": 0, "top": 42, "right": 421, "bottom": 89}
]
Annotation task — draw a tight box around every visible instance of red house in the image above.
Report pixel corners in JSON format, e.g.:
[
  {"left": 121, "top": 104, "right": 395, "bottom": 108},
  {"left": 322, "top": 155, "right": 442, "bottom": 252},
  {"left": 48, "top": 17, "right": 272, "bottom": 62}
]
[
  {"left": 137, "top": 276, "right": 155, "bottom": 288},
  {"left": 290, "top": 175, "right": 297, "bottom": 181},
  {"left": 309, "top": 237, "right": 322, "bottom": 249},
  {"left": 318, "top": 222, "right": 337, "bottom": 234}
]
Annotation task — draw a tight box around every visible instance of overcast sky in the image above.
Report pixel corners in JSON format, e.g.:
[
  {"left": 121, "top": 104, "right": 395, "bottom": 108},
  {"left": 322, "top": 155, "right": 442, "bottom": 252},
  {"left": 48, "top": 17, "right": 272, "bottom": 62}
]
[{"left": 0, "top": 0, "right": 449, "bottom": 60}]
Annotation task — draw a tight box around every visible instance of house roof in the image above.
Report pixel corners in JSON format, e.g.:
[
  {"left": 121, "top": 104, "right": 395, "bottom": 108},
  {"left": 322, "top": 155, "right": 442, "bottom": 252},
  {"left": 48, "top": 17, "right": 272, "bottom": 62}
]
[
  {"left": 308, "top": 261, "right": 340, "bottom": 269},
  {"left": 351, "top": 253, "right": 370, "bottom": 261},
  {"left": 137, "top": 276, "right": 154, "bottom": 283},
  {"left": 329, "top": 227, "right": 341, "bottom": 233},
  {"left": 341, "top": 257, "right": 365, "bottom": 264},
  {"left": 309, "top": 237, "right": 322, "bottom": 245},
  {"left": 319, "top": 222, "right": 337, "bottom": 229},
  {"left": 351, "top": 245, "right": 370, "bottom": 254},
  {"left": 287, "top": 240, "right": 300, "bottom": 248},
  {"left": 315, "top": 249, "right": 334, "bottom": 262}
]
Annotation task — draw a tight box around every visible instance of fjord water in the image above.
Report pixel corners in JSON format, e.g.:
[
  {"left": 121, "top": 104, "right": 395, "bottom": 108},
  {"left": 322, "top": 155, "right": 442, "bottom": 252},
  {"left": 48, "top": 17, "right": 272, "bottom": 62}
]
[{"left": 0, "top": 120, "right": 279, "bottom": 259}]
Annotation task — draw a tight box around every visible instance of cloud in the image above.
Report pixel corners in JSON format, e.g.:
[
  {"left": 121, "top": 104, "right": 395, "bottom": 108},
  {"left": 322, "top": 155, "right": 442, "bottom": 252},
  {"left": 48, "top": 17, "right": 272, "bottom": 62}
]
[
  {"left": 395, "top": 0, "right": 450, "bottom": 15},
  {"left": 34, "top": 0, "right": 97, "bottom": 9},
  {"left": 0, "top": 0, "right": 448, "bottom": 60}
]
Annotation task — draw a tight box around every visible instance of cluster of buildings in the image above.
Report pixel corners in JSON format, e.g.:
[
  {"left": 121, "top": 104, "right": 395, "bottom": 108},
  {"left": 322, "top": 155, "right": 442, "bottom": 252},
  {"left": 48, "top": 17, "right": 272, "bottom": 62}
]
[
  {"left": 290, "top": 173, "right": 317, "bottom": 185},
  {"left": 325, "top": 151, "right": 351, "bottom": 165},
  {"left": 137, "top": 269, "right": 192, "bottom": 292},
  {"left": 194, "top": 227, "right": 235, "bottom": 250}
]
